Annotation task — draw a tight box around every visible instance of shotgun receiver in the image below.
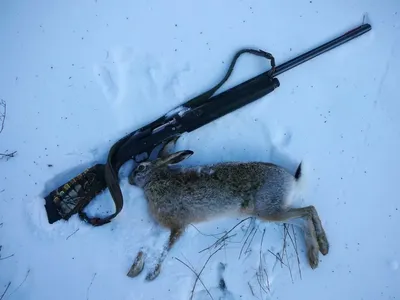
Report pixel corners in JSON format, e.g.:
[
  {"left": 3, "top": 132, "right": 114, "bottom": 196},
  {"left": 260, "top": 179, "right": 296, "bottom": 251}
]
[{"left": 44, "top": 22, "right": 371, "bottom": 226}]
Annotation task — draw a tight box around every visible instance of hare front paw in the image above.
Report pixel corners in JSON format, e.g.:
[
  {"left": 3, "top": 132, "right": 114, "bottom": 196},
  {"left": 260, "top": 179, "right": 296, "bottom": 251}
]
[{"left": 127, "top": 250, "right": 146, "bottom": 278}]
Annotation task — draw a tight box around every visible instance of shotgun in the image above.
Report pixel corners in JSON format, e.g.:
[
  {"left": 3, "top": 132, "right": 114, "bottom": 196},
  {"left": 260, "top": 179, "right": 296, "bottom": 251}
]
[{"left": 44, "top": 22, "right": 371, "bottom": 226}]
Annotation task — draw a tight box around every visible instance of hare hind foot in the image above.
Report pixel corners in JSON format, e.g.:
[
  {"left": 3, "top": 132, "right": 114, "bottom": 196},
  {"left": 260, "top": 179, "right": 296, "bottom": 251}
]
[
  {"left": 307, "top": 206, "right": 329, "bottom": 255},
  {"left": 305, "top": 218, "right": 320, "bottom": 269},
  {"left": 307, "top": 244, "right": 319, "bottom": 269},
  {"left": 145, "top": 263, "right": 161, "bottom": 281},
  {"left": 126, "top": 249, "right": 163, "bottom": 281},
  {"left": 274, "top": 206, "right": 329, "bottom": 256},
  {"left": 317, "top": 232, "right": 329, "bottom": 256}
]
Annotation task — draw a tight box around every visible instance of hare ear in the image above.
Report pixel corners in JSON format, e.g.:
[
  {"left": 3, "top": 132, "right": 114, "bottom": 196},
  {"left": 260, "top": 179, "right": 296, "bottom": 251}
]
[
  {"left": 157, "top": 150, "right": 193, "bottom": 166},
  {"left": 158, "top": 135, "right": 180, "bottom": 159}
]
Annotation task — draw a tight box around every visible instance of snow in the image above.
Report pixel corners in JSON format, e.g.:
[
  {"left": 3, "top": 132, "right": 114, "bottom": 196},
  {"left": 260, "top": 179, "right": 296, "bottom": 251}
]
[{"left": 1, "top": 0, "right": 400, "bottom": 299}]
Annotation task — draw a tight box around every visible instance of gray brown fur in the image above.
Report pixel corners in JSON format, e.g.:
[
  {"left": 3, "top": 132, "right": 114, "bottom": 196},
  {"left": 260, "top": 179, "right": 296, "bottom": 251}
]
[{"left": 126, "top": 145, "right": 329, "bottom": 281}]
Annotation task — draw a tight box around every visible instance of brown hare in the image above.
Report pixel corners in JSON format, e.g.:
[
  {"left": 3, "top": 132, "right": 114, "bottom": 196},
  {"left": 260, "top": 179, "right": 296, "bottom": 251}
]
[{"left": 126, "top": 141, "right": 329, "bottom": 281}]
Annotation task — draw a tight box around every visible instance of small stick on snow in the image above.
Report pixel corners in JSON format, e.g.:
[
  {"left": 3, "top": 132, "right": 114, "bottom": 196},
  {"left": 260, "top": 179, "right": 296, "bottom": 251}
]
[
  {"left": 175, "top": 257, "right": 214, "bottom": 300},
  {"left": 86, "top": 273, "right": 97, "bottom": 300},
  {"left": 0, "top": 254, "right": 15, "bottom": 260},
  {"left": 281, "top": 224, "right": 288, "bottom": 268},
  {"left": 239, "top": 221, "right": 258, "bottom": 259},
  {"left": 267, "top": 250, "right": 288, "bottom": 268},
  {"left": 289, "top": 224, "right": 302, "bottom": 280},
  {"left": 247, "top": 281, "right": 256, "bottom": 297},
  {"left": 7, "top": 269, "right": 30, "bottom": 298},
  {"left": 283, "top": 224, "right": 294, "bottom": 283},
  {"left": 199, "top": 233, "right": 236, "bottom": 254},
  {"left": 189, "top": 224, "right": 225, "bottom": 239},
  {"left": 66, "top": 228, "right": 80, "bottom": 240},
  {"left": 0, "top": 282, "right": 11, "bottom": 300},
  {"left": 256, "top": 229, "right": 270, "bottom": 294},
  {"left": 190, "top": 244, "right": 224, "bottom": 300},
  {"left": 244, "top": 224, "right": 259, "bottom": 257},
  {"left": 199, "top": 217, "right": 252, "bottom": 254},
  {"left": 256, "top": 273, "right": 269, "bottom": 297},
  {"left": 0, "top": 151, "right": 17, "bottom": 159},
  {"left": 0, "top": 99, "right": 6, "bottom": 134}
]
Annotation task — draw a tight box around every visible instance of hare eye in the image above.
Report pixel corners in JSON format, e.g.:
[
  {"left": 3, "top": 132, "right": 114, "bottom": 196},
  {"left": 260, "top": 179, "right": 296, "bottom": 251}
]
[{"left": 137, "top": 165, "right": 146, "bottom": 172}]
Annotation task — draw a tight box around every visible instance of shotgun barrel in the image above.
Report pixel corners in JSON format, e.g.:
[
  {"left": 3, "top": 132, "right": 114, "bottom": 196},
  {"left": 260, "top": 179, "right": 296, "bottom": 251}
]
[{"left": 274, "top": 23, "right": 371, "bottom": 76}]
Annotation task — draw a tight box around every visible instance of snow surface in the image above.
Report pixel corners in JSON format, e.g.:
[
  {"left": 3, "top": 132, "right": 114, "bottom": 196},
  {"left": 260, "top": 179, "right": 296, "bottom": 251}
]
[{"left": 1, "top": 0, "right": 400, "bottom": 299}]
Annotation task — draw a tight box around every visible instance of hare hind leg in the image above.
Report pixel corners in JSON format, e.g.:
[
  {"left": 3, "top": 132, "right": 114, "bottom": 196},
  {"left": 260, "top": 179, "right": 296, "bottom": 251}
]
[
  {"left": 145, "top": 227, "right": 184, "bottom": 281},
  {"left": 278, "top": 206, "right": 329, "bottom": 256},
  {"left": 255, "top": 206, "right": 328, "bottom": 269},
  {"left": 127, "top": 227, "right": 184, "bottom": 280},
  {"left": 270, "top": 206, "right": 329, "bottom": 255}
]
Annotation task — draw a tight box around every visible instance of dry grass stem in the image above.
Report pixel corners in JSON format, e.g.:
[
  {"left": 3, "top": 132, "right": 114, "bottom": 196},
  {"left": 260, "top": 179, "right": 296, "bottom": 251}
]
[
  {"left": 255, "top": 229, "right": 270, "bottom": 297},
  {"left": 175, "top": 257, "right": 214, "bottom": 300},
  {"left": 66, "top": 228, "right": 80, "bottom": 240},
  {"left": 86, "top": 273, "right": 97, "bottom": 300},
  {"left": 0, "top": 282, "right": 11, "bottom": 300},
  {"left": 7, "top": 269, "right": 30, "bottom": 299},
  {"left": 283, "top": 224, "right": 294, "bottom": 283},
  {"left": 289, "top": 224, "right": 302, "bottom": 280},
  {"left": 199, "top": 217, "right": 253, "bottom": 254}
]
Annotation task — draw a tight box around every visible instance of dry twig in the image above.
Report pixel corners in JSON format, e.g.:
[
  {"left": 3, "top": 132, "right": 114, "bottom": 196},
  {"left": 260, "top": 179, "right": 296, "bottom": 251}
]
[
  {"left": 247, "top": 281, "right": 255, "bottom": 297},
  {"left": 7, "top": 269, "right": 30, "bottom": 298},
  {"left": 0, "top": 100, "right": 16, "bottom": 161},
  {"left": 0, "top": 151, "right": 17, "bottom": 160},
  {"left": 281, "top": 224, "right": 288, "bottom": 268},
  {"left": 0, "top": 282, "right": 11, "bottom": 300},
  {"left": 256, "top": 229, "right": 270, "bottom": 296},
  {"left": 243, "top": 223, "right": 259, "bottom": 258},
  {"left": 283, "top": 224, "right": 294, "bottom": 283},
  {"left": 199, "top": 217, "right": 253, "bottom": 254},
  {"left": 0, "top": 254, "right": 14, "bottom": 261},
  {"left": 0, "top": 99, "right": 6, "bottom": 134},
  {"left": 239, "top": 218, "right": 259, "bottom": 259},
  {"left": 289, "top": 224, "right": 302, "bottom": 280},
  {"left": 0, "top": 246, "right": 15, "bottom": 261},
  {"left": 86, "top": 273, "right": 97, "bottom": 300},
  {"left": 190, "top": 244, "right": 224, "bottom": 299},
  {"left": 175, "top": 257, "right": 214, "bottom": 300},
  {"left": 66, "top": 228, "right": 80, "bottom": 240},
  {"left": 239, "top": 226, "right": 256, "bottom": 259},
  {"left": 267, "top": 249, "right": 288, "bottom": 268},
  {"left": 189, "top": 224, "right": 226, "bottom": 239}
]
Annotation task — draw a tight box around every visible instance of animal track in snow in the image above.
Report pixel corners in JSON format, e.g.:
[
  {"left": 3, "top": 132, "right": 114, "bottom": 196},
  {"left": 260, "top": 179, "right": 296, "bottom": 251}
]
[
  {"left": 258, "top": 123, "right": 298, "bottom": 174},
  {"left": 166, "top": 63, "right": 192, "bottom": 102},
  {"left": 93, "top": 47, "right": 192, "bottom": 131},
  {"left": 192, "top": 262, "right": 238, "bottom": 300},
  {"left": 93, "top": 64, "right": 118, "bottom": 102},
  {"left": 273, "top": 129, "right": 293, "bottom": 148},
  {"left": 390, "top": 260, "right": 399, "bottom": 271}
]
